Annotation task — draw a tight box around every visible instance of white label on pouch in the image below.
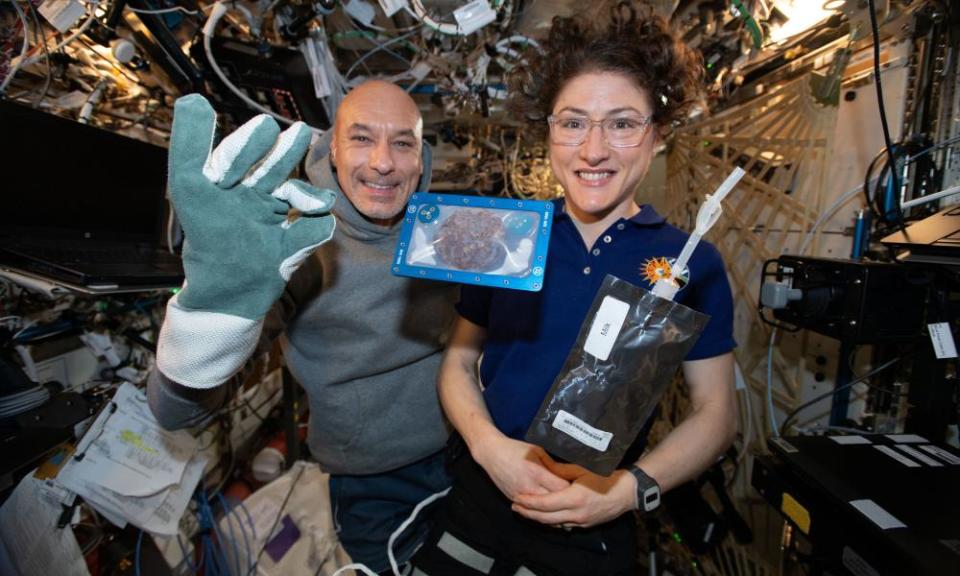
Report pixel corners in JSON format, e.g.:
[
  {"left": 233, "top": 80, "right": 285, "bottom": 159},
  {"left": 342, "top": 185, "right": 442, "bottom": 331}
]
[
  {"left": 583, "top": 296, "right": 630, "bottom": 361},
  {"left": 552, "top": 410, "right": 613, "bottom": 452}
]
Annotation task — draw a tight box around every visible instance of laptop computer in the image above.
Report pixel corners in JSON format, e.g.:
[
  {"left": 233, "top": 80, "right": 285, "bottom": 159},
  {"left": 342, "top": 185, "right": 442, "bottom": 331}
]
[
  {"left": 881, "top": 203, "right": 960, "bottom": 265},
  {"left": 0, "top": 100, "right": 183, "bottom": 293}
]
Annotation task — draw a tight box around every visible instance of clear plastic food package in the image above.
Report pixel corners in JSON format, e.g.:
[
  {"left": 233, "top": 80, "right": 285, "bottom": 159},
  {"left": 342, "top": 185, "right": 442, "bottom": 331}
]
[{"left": 391, "top": 193, "right": 554, "bottom": 291}]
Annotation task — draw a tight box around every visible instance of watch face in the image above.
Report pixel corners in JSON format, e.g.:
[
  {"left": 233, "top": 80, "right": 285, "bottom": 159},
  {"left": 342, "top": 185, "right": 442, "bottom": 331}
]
[{"left": 643, "top": 488, "right": 661, "bottom": 512}]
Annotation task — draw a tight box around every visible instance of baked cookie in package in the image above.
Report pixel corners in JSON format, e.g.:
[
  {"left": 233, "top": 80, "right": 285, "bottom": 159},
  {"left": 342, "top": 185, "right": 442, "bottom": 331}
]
[{"left": 391, "top": 193, "right": 554, "bottom": 291}]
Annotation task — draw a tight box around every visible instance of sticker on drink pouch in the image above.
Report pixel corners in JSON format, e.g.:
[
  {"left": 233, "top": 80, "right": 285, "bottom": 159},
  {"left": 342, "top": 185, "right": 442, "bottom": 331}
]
[
  {"left": 552, "top": 410, "right": 613, "bottom": 452},
  {"left": 583, "top": 296, "right": 630, "bottom": 361}
]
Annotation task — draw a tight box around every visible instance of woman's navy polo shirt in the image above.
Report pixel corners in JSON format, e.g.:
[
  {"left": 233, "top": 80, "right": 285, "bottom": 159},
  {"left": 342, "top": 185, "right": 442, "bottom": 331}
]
[{"left": 456, "top": 199, "right": 737, "bottom": 441}]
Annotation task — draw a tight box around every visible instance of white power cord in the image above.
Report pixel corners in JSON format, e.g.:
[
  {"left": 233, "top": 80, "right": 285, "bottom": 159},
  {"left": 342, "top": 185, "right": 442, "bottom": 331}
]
[
  {"left": 127, "top": 5, "right": 198, "bottom": 15},
  {"left": 385, "top": 487, "right": 450, "bottom": 575},
  {"left": 901, "top": 183, "right": 960, "bottom": 210},
  {"left": 326, "top": 486, "right": 450, "bottom": 576},
  {"left": 203, "top": 1, "right": 298, "bottom": 125}
]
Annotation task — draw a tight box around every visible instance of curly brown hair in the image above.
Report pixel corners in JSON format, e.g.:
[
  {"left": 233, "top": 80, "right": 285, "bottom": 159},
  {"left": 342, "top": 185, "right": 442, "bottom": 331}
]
[{"left": 508, "top": 1, "right": 704, "bottom": 136}]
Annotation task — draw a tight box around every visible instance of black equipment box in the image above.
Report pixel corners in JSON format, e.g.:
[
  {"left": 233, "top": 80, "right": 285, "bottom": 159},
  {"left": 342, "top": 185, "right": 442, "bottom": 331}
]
[
  {"left": 760, "top": 256, "right": 929, "bottom": 343},
  {"left": 752, "top": 434, "right": 960, "bottom": 576}
]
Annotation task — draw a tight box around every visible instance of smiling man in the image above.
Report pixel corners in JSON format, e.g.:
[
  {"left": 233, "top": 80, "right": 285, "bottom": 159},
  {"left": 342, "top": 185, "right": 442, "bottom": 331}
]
[
  {"left": 148, "top": 80, "right": 458, "bottom": 573},
  {"left": 329, "top": 81, "right": 425, "bottom": 224}
]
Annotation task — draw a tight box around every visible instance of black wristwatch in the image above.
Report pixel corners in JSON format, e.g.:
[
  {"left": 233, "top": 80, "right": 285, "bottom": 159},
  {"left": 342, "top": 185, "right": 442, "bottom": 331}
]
[{"left": 628, "top": 465, "right": 661, "bottom": 513}]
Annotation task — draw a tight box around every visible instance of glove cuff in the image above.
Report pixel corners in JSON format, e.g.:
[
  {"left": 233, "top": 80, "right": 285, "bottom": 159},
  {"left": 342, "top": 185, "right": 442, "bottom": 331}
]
[{"left": 157, "top": 293, "right": 263, "bottom": 389}]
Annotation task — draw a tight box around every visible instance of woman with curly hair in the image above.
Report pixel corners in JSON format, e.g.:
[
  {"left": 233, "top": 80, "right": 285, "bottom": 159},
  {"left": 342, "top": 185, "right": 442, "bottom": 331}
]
[{"left": 411, "top": 4, "right": 737, "bottom": 574}]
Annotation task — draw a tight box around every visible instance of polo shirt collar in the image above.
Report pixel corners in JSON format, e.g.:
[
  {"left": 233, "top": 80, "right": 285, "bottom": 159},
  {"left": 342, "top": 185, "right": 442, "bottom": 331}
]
[{"left": 551, "top": 198, "right": 667, "bottom": 227}]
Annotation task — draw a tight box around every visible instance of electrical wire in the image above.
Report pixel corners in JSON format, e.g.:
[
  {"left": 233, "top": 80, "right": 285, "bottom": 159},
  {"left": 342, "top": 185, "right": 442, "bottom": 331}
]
[
  {"left": 220, "top": 492, "right": 253, "bottom": 574},
  {"left": 337, "top": 25, "right": 416, "bottom": 68},
  {"left": 135, "top": 529, "right": 144, "bottom": 576},
  {"left": 869, "top": 134, "right": 960, "bottom": 214},
  {"left": 862, "top": 147, "right": 889, "bottom": 219},
  {"left": 231, "top": 462, "right": 448, "bottom": 576},
  {"left": 23, "top": 10, "right": 96, "bottom": 67},
  {"left": 798, "top": 179, "right": 874, "bottom": 255},
  {"left": 901, "top": 183, "right": 960, "bottom": 210},
  {"left": 204, "top": 489, "right": 237, "bottom": 575},
  {"left": 21, "top": 0, "right": 51, "bottom": 107},
  {"left": 237, "top": 500, "right": 256, "bottom": 570},
  {"left": 905, "top": 133, "right": 960, "bottom": 165},
  {"left": 0, "top": 0, "right": 30, "bottom": 95},
  {"left": 764, "top": 178, "right": 877, "bottom": 438},
  {"left": 247, "top": 464, "right": 305, "bottom": 576},
  {"left": 176, "top": 533, "right": 200, "bottom": 574},
  {"left": 345, "top": 5, "right": 423, "bottom": 34},
  {"left": 214, "top": 491, "right": 242, "bottom": 575},
  {"left": 384, "top": 486, "right": 450, "bottom": 576},
  {"left": 779, "top": 355, "right": 903, "bottom": 436},
  {"left": 203, "top": 1, "right": 298, "bottom": 125},
  {"left": 405, "top": 0, "right": 460, "bottom": 36},
  {"left": 765, "top": 328, "right": 779, "bottom": 437},
  {"left": 344, "top": 27, "right": 422, "bottom": 80},
  {"left": 241, "top": 384, "right": 281, "bottom": 422},
  {"left": 330, "top": 562, "right": 379, "bottom": 576},
  {"left": 127, "top": 5, "right": 198, "bottom": 16},
  {"left": 866, "top": 0, "right": 906, "bottom": 232},
  {"left": 406, "top": 0, "right": 506, "bottom": 36}
]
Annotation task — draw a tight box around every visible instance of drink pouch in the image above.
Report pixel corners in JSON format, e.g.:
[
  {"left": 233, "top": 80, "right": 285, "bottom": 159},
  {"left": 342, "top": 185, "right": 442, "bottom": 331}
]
[{"left": 525, "top": 274, "right": 709, "bottom": 476}]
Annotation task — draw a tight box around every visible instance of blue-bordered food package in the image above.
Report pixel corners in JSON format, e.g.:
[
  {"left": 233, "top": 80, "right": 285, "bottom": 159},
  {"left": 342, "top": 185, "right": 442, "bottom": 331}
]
[{"left": 391, "top": 193, "right": 554, "bottom": 291}]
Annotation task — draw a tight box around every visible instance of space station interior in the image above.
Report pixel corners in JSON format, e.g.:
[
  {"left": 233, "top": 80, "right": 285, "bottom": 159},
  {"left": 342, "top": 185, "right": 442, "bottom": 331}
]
[{"left": 1, "top": 0, "right": 959, "bottom": 575}]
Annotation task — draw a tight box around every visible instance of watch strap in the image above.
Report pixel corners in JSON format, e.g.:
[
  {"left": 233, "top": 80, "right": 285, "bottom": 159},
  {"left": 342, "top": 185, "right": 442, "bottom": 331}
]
[{"left": 629, "top": 465, "right": 661, "bottom": 513}]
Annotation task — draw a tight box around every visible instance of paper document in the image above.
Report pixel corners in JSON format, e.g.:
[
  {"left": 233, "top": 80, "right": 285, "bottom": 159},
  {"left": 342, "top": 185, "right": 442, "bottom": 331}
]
[
  {"left": 0, "top": 472, "right": 90, "bottom": 576},
  {"left": 55, "top": 382, "right": 204, "bottom": 535},
  {"left": 59, "top": 382, "right": 196, "bottom": 497}
]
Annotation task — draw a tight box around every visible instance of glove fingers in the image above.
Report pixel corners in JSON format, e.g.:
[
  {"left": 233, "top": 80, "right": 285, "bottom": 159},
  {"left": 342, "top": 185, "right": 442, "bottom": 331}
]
[
  {"left": 170, "top": 95, "right": 218, "bottom": 202},
  {"left": 271, "top": 180, "right": 336, "bottom": 216},
  {"left": 278, "top": 214, "right": 337, "bottom": 281},
  {"left": 242, "top": 122, "right": 313, "bottom": 192},
  {"left": 203, "top": 114, "right": 281, "bottom": 188}
]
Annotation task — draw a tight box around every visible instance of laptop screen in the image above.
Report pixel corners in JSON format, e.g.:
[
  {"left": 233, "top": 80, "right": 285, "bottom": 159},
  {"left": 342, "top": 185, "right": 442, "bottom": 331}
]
[{"left": 0, "top": 100, "right": 169, "bottom": 244}]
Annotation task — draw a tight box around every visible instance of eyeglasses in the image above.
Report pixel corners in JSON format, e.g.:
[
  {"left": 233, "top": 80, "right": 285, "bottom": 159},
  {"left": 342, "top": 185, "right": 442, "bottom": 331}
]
[{"left": 547, "top": 114, "right": 653, "bottom": 148}]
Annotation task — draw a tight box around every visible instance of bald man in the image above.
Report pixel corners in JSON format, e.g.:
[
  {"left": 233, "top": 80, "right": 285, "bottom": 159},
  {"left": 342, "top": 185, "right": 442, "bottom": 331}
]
[{"left": 148, "top": 81, "right": 457, "bottom": 571}]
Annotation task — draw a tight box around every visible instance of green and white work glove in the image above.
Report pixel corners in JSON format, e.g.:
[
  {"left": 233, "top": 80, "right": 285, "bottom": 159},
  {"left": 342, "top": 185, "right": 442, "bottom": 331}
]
[{"left": 157, "top": 94, "right": 336, "bottom": 389}]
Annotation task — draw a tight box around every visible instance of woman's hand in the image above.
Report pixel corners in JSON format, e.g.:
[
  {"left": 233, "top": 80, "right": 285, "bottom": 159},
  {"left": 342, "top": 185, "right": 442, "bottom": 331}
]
[
  {"left": 509, "top": 462, "right": 636, "bottom": 529},
  {"left": 472, "top": 433, "right": 570, "bottom": 501}
]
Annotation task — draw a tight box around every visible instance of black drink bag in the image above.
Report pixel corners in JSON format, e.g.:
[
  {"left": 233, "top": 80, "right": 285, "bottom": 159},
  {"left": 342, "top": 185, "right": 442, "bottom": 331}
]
[{"left": 525, "top": 274, "right": 709, "bottom": 476}]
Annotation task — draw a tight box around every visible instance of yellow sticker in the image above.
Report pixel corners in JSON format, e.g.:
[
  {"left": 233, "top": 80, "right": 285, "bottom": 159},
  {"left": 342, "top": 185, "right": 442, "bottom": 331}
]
[{"left": 781, "top": 492, "right": 811, "bottom": 534}]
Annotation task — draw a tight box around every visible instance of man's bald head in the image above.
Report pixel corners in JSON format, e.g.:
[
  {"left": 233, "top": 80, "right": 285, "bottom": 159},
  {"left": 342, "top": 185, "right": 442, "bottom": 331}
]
[
  {"left": 330, "top": 80, "right": 425, "bottom": 226},
  {"left": 335, "top": 80, "right": 423, "bottom": 140}
]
